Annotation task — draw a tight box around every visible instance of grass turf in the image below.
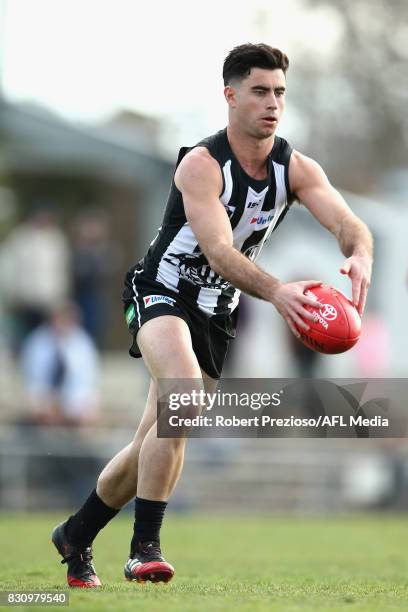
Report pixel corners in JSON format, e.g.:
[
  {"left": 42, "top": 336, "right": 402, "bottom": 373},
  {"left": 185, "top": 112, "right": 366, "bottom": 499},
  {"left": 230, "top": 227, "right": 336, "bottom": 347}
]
[{"left": 0, "top": 513, "right": 407, "bottom": 611}]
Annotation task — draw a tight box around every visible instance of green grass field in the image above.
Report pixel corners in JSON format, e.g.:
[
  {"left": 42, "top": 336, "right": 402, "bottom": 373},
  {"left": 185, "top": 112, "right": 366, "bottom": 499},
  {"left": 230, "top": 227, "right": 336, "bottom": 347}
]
[{"left": 0, "top": 513, "right": 407, "bottom": 611}]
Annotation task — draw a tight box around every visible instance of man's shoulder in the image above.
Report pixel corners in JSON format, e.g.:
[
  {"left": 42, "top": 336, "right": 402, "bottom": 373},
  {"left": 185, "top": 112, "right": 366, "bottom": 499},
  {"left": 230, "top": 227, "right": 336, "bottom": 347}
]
[
  {"left": 288, "top": 149, "right": 327, "bottom": 196},
  {"left": 181, "top": 146, "right": 218, "bottom": 167},
  {"left": 289, "top": 150, "right": 323, "bottom": 177},
  {"left": 175, "top": 145, "right": 223, "bottom": 194}
]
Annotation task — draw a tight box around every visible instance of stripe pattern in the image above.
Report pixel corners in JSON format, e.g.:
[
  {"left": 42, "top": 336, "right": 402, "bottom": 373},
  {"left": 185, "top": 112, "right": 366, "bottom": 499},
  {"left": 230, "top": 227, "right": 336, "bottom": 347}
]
[
  {"left": 141, "top": 128, "right": 294, "bottom": 317},
  {"left": 127, "top": 558, "right": 142, "bottom": 571}
]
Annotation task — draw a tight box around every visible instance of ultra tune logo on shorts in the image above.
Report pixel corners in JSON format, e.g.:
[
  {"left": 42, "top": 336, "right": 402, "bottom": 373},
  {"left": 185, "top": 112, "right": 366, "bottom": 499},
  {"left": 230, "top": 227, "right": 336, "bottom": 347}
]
[{"left": 143, "top": 295, "right": 175, "bottom": 308}]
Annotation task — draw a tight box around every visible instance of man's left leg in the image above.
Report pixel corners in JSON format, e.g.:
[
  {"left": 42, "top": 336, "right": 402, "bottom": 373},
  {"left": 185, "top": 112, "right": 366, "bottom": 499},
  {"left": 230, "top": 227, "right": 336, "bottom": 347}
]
[{"left": 122, "top": 315, "right": 220, "bottom": 583}]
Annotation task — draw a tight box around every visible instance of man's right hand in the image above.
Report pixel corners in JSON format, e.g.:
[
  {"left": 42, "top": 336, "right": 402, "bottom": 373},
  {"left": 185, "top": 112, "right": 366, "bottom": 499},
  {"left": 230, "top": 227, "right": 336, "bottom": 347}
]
[{"left": 270, "top": 280, "right": 324, "bottom": 338}]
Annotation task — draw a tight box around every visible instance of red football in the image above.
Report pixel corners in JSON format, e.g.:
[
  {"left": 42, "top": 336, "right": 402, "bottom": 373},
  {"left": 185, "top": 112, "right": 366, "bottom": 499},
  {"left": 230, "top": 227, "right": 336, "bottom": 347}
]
[{"left": 296, "top": 285, "right": 361, "bottom": 354}]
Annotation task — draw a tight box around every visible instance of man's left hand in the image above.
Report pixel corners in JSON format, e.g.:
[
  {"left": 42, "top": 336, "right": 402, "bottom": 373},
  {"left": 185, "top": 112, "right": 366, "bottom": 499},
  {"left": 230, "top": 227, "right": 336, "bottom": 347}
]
[{"left": 340, "top": 254, "right": 372, "bottom": 316}]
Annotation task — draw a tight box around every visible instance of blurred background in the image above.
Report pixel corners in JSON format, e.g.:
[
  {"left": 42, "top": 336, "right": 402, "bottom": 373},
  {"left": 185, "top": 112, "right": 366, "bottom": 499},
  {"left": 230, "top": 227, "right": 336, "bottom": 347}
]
[{"left": 0, "top": 0, "right": 407, "bottom": 515}]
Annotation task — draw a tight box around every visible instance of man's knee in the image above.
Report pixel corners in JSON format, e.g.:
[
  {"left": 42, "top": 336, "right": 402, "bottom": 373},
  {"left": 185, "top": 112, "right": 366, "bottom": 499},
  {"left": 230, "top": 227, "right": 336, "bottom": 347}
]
[{"left": 131, "top": 431, "right": 148, "bottom": 454}]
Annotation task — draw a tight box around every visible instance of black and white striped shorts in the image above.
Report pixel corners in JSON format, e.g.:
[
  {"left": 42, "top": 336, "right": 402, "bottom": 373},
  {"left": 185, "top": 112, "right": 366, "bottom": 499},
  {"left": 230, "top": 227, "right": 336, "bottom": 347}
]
[{"left": 122, "top": 264, "right": 238, "bottom": 379}]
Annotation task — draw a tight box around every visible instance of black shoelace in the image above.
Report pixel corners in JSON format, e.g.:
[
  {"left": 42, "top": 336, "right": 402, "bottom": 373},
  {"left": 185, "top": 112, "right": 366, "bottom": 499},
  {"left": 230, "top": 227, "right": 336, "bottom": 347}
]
[
  {"left": 135, "top": 541, "right": 162, "bottom": 561},
  {"left": 61, "top": 547, "right": 95, "bottom": 574}
]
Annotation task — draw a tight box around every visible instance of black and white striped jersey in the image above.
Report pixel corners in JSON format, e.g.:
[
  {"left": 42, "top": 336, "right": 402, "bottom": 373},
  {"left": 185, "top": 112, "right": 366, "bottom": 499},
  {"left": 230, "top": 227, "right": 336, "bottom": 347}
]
[{"left": 141, "top": 127, "right": 295, "bottom": 317}]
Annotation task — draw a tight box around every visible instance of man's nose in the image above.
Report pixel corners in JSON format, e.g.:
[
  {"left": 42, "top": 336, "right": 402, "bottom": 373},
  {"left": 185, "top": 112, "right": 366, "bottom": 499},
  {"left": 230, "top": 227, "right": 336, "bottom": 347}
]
[{"left": 266, "top": 94, "right": 278, "bottom": 110}]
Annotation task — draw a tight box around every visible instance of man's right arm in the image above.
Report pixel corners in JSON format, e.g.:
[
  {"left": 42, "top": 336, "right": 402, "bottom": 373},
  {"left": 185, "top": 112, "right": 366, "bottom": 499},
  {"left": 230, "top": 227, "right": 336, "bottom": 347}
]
[{"left": 174, "top": 147, "right": 322, "bottom": 337}]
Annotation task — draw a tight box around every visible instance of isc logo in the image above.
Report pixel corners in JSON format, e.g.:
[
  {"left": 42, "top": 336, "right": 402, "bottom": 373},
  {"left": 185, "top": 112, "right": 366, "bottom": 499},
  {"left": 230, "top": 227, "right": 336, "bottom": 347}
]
[{"left": 247, "top": 201, "right": 259, "bottom": 208}]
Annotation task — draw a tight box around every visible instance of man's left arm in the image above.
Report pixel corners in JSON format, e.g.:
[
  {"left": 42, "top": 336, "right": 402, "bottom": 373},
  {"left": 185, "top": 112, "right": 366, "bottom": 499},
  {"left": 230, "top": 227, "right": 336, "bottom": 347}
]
[{"left": 289, "top": 150, "right": 373, "bottom": 316}]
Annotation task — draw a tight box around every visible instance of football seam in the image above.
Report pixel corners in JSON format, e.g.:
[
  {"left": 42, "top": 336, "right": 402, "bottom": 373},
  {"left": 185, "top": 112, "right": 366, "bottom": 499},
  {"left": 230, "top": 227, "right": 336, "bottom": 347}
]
[
  {"left": 303, "top": 327, "right": 360, "bottom": 342},
  {"left": 334, "top": 292, "right": 351, "bottom": 340}
]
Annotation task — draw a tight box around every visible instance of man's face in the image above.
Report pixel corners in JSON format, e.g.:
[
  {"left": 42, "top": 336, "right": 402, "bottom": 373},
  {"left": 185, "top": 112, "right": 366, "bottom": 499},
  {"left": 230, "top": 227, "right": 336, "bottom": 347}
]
[{"left": 225, "top": 67, "right": 286, "bottom": 139}]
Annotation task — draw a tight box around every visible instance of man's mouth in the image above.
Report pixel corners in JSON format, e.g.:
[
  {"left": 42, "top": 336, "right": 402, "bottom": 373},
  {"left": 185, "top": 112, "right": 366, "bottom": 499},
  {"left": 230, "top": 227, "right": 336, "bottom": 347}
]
[{"left": 261, "top": 117, "right": 278, "bottom": 125}]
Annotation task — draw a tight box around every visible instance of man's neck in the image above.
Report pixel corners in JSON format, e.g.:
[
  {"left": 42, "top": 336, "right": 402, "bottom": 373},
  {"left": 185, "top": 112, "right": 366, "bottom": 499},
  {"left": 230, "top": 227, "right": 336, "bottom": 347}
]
[{"left": 226, "top": 125, "right": 274, "bottom": 180}]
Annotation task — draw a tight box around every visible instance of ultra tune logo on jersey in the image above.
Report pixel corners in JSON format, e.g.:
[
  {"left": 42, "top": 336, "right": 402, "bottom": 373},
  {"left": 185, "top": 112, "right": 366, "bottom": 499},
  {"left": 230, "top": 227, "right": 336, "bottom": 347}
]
[{"left": 143, "top": 295, "right": 175, "bottom": 308}]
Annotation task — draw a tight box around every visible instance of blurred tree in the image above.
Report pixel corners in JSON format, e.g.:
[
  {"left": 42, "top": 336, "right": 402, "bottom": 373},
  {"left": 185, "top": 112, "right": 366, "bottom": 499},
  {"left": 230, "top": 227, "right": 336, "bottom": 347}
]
[
  {"left": 252, "top": 0, "right": 407, "bottom": 193},
  {"left": 299, "top": 0, "right": 408, "bottom": 193}
]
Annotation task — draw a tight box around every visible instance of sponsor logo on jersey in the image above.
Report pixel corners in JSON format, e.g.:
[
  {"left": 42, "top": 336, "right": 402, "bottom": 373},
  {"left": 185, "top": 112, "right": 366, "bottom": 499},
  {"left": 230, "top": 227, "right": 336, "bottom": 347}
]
[
  {"left": 163, "top": 252, "right": 230, "bottom": 289},
  {"left": 246, "top": 201, "right": 259, "bottom": 208},
  {"left": 250, "top": 211, "right": 274, "bottom": 226},
  {"left": 143, "top": 295, "right": 175, "bottom": 308},
  {"left": 125, "top": 304, "right": 136, "bottom": 326}
]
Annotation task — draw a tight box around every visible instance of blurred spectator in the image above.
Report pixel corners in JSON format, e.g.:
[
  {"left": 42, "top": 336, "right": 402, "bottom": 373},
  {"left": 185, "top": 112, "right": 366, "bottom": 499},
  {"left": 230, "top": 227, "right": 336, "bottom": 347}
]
[
  {"left": 0, "top": 206, "right": 70, "bottom": 352},
  {"left": 71, "top": 208, "right": 121, "bottom": 348},
  {"left": 20, "top": 302, "right": 100, "bottom": 426},
  {"left": 287, "top": 331, "right": 320, "bottom": 378}
]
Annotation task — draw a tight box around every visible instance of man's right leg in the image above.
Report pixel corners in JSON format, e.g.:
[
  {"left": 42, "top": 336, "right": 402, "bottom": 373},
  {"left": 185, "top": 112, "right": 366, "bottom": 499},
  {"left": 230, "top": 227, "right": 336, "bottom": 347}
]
[
  {"left": 95, "top": 377, "right": 160, "bottom": 509},
  {"left": 52, "top": 315, "right": 210, "bottom": 586},
  {"left": 51, "top": 380, "right": 160, "bottom": 588}
]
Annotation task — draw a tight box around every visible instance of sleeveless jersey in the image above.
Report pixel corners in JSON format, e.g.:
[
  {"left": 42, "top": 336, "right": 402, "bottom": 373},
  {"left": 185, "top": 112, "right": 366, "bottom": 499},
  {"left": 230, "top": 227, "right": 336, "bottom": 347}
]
[{"left": 141, "top": 127, "right": 294, "bottom": 317}]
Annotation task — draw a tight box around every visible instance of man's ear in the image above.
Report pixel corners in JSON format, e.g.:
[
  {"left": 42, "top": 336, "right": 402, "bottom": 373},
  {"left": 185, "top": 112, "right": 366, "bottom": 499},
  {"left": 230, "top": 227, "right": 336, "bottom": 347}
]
[{"left": 224, "top": 84, "right": 238, "bottom": 107}]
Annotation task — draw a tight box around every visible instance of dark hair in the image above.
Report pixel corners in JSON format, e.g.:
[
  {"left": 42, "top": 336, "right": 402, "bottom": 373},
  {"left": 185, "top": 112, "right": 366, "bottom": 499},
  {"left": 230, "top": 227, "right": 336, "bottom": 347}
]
[{"left": 223, "top": 43, "right": 289, "bottom": 86}]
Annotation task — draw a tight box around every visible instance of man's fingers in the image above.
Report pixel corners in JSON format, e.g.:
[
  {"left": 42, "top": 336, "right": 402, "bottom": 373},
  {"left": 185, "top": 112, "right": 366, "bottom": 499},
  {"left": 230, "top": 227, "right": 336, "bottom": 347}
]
[
  {"left": 300, "top": 282, "right": 324, "bottom": 308},
  {"left": 302, "top": 280, "right": 323, "bottom": 290},
  {"left": 340, "top": 261, "right": 351, "bottom": 275},
  {"left": 299, "top": 307, "right": 318, "bottom": 323},
  {"left": 287, "top": 307, "right": 310, "bottom": 331},
  {"left": 352, "top": 278, "right": 361, "bottom": 309},
  {"left": 285, "top": 315, "right": 300, "bottom": 338},
  {"left": 302, "top": 295, "right": 324, "bottom": 309},
  {"left": 357, "top": 282, "right": 368, "bottom": 316}
]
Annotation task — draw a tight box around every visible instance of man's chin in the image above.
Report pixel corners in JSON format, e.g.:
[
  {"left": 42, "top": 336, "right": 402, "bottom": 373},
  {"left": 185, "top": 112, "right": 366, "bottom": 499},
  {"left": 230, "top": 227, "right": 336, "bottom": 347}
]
[{"left": 252, "top": 126, "right": 276, "bottom": 140}]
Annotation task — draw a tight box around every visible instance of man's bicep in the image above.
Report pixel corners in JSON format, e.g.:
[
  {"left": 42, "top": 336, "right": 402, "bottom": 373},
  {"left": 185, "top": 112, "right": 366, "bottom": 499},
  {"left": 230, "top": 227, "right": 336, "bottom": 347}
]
[
  {"left": 175, "top": 150, "right": 233, "bottom": 260},
  {"left": 184, "top": 192, "right": 233, "bottom": 260}
]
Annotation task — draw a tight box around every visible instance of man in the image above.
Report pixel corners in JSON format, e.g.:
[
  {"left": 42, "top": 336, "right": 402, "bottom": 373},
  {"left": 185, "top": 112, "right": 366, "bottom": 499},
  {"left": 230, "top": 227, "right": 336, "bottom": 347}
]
[
  {"left": 21, "top": 302, "right": 99, "bottom": 426},
  {"left": 0, "top": 207, "right": 70, "bottom": 353},
  {"left": 52, "top": 43, "right": 373, "bottom": 587}
]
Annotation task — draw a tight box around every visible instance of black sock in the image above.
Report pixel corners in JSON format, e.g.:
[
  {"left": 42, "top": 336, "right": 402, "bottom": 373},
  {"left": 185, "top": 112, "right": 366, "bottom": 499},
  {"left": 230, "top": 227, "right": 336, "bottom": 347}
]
[
  {"left": 130, "top": 497, "right": 167, "bottom": 555},
  {"left": 65, "top": 488, "right": 120, "bottom": 546}
]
